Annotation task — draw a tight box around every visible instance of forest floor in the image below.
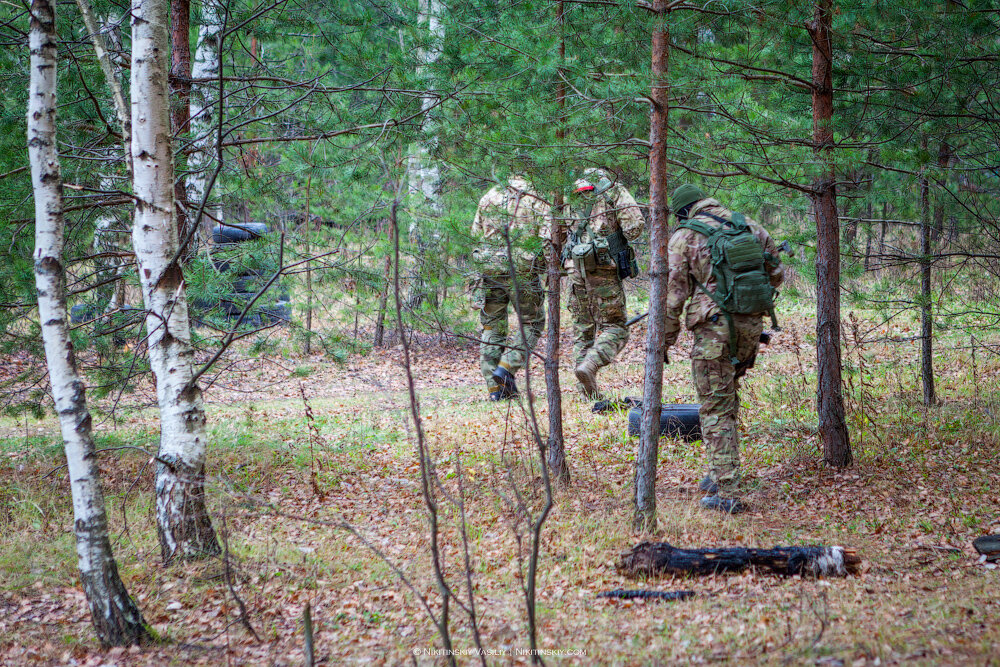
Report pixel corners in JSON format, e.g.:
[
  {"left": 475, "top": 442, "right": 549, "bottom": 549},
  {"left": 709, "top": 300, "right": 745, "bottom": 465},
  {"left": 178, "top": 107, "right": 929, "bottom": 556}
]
[{"left": 1, "top": 307, "right": 999, "bottom": 666}]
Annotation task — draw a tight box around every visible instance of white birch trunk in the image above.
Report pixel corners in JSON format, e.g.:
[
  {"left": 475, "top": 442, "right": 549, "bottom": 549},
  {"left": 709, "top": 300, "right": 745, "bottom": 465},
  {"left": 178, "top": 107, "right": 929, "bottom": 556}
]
[
  {"left": 94, "top": 171, "right": 127, "bottom": 311},
  {"left": 76, "top": 0, "right": 131, "bottom": 166},
  {"left": 28, "top": 0, "right": 150, "bottom": 645},
  {"left": 77, "top": 0, "right": 132, "bottom": 312},
  {"left": 131, "top": 0, "right": 220, "bottom": 562},
  {"left": 406, "top": 0, "right": 443, "bottom": 306},
  {"left": 407, "top": 0, "right": 443, "bottom": 222},
  {"left": 188, "top": 0, "right": 223, "bottom": 234}
]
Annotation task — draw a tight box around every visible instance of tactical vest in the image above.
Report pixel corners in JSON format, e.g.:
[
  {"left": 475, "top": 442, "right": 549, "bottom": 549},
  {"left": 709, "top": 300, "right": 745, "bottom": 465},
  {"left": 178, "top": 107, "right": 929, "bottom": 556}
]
[{"left": 564, "top": 195, "right": 638, "bottom": 280}]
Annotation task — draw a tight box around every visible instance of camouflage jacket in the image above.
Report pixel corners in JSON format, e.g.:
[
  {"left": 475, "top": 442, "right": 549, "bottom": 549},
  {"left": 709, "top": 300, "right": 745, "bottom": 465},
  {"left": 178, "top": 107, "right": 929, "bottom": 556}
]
[
  {"left": 569, "top": 182, "right": 646, "bottom": 244},
  {"left": 663, "top": 198, "right": 784, "bottom": 347},
  {"left": 471, "top": 178, "right": 552, "bottom": 273}
]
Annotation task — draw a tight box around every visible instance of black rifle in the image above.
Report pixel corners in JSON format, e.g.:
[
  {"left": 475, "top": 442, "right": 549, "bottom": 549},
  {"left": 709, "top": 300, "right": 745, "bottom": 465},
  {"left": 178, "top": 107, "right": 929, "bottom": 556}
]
[{"left": 607, "top": 226, "right": 639, "bottom": 280}]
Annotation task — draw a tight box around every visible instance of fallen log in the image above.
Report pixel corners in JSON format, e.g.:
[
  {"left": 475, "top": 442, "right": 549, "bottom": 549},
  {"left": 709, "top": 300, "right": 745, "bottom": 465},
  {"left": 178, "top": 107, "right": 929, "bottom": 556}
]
[{"left": 618, "top": 541, "right": 861, "bottom": 578}]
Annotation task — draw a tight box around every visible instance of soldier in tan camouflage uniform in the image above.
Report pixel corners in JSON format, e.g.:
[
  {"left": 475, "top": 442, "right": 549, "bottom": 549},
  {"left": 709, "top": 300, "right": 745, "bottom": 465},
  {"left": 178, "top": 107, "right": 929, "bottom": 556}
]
[
  {"left": 565, "top": 170, "right": 646, "bottom": 400},
  {"left": 471, "top": 177, "right": 551, "bottom": 400},
  {"left": 663, "top": 184, "right": 783, "bottom": 513}
]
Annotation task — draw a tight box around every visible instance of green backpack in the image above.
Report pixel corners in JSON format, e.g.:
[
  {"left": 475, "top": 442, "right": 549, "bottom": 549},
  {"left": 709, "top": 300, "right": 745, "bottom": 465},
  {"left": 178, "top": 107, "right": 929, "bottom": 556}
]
[{"left": 679, "top": 211, "right": 779, "bottom": 364}]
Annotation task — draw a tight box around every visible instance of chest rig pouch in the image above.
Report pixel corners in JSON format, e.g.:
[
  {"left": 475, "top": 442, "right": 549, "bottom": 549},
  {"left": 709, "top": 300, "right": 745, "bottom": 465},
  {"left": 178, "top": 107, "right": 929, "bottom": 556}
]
[{"left": 566, "top": 200, "right": 615, "bottom": 273}]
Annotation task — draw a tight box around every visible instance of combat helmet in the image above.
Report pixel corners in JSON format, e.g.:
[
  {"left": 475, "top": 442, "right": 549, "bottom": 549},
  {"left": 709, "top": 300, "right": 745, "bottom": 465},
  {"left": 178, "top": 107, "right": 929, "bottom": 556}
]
[{"left": 670, "top": 184, "right": 706, "bottom": 215}]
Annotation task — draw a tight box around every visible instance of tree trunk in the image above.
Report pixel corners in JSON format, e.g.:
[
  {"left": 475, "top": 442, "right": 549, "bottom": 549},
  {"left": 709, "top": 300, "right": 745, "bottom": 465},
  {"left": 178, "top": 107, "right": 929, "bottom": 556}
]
[
  {"left": 919, "top": 143, "right": 935, "bottom": 406},
  {"left": 304, "top": 175, "right": 313, "bottom": 355},
  {"left": 808, "top": 0, "right": 852, "bottom": 468},
  {"left": 932, "top": 139, "right": 950, "bottom": 242},
  {"left": 131, "top": 0, "right": 220, "bottom": 563},
  {"left": 76, "top": 0, "right": 132, "bottom": 309},
  {"left": 862, "top": 203, "right": 873, "bottom": 272},
  {"left": 635, "top": 0, "right": 670, "bottom": 530},
  {"left": 545, "top": 0, "right": 568, "bottom": 485},
  {"left": 29, "top": 0, "right": 151, "bottom": 645},
  {"left": 94, "top": 172, "right": 127, "bottom": 311},
  {"left": 188, "top": 0, "right": 223, "bottom": 235},
  {"left": 843, "top": 203, "right": 857, "bottom": 246},
  {"left": 374, "top": 221, "right": 393, "bottom": 348},
  {"left": 75, "top": 0, "right": 131, "bottom": 168},
  {"left": 617, "top": 542, "right": 861, "bottom": 578},
  {"left": 170, "top": 0, "right": 193, "bottom": 255},
  {"left": 878, "top": 202, "right": 888, "bottom": 275},
  {"left": 406, "top": 0, "right": 444, "bottom": 309}
]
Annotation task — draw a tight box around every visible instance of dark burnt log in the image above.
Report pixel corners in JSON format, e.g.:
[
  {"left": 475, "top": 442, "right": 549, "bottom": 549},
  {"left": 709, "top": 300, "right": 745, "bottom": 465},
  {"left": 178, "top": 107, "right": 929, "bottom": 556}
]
[{"left": 617, "top": 541, "right": 861, "bottom": 578}]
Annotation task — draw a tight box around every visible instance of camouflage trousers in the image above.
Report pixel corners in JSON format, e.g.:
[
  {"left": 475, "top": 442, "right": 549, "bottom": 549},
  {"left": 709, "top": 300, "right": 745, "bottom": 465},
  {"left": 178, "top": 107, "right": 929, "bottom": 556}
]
[
  {"left": 567, "top": 265, "right": 629, "bottom": 368},
  {"left": 476, "top": 272, "right": 546, "bottom": 392},
  {"left": 691, "top": 314, "right": 764, "bottom": 498}
]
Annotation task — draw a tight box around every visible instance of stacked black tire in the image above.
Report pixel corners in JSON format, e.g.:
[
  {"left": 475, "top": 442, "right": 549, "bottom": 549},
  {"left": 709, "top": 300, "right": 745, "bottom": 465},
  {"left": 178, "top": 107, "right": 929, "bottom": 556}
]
[{"left": 205, "top": 223, "right": 291, "bottom": 327}]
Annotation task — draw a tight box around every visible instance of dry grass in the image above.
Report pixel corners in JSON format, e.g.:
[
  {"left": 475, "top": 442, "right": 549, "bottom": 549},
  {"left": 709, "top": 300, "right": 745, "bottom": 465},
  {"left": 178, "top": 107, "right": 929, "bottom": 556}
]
[{"left": 1, "top": 308, "right": 999, "bottom": 666}]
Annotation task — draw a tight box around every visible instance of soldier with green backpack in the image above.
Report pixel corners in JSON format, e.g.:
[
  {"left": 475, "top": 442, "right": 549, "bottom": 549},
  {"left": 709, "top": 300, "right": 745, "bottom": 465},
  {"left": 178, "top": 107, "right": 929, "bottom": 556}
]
[{"left": 663, "top": 184, "right": 784, "bottom": 514}]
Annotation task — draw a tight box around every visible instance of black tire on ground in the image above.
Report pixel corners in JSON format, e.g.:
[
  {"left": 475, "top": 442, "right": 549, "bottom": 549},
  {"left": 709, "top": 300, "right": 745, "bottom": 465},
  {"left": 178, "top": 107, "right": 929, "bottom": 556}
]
[
  {"left": 974, "top": 535, "right": 1000, "bottom": 561},
  {"left": 627, "top": 404, "right": 701, "bottom": 441},
  {"left": 211, "top": 222, "right": 270, "bottom": 244}
]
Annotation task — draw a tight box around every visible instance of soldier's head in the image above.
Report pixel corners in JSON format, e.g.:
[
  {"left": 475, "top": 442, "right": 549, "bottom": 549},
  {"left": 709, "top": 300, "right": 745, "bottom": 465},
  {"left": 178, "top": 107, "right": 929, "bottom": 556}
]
[
  {"left": 572, "top": 179, "right": 596, "bottom": 199},
  {"left": 572, "top": 170, "right": 614, "bottom": 200},
  {"left": 671, "top": 183, "right": 706, "bottom": 220}
]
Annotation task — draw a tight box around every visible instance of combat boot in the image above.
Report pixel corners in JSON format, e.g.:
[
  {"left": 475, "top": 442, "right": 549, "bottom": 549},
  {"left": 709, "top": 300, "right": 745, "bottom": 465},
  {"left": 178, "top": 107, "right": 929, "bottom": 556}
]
[
  {"left": 574, "top": 357, "right": 604, "bottom": 400},
  {"left": 699, "top": 475, "right": 719, "bottom": 495},
  {"left": 699, "top": 495, "right": 746, "bottom": 514},
  {"left": 491, "top": 366, "right": 519, "bottom": 400}
]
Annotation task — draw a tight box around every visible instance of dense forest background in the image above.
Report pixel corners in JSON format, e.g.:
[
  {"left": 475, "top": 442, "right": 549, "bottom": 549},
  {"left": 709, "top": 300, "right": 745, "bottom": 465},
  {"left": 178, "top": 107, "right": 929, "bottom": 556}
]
[
  {"left": 2, "top": 0, "right": 997, "bottom": 378},
  {"left": 1, "top": 0, "right": 999, "bottom": 664}
]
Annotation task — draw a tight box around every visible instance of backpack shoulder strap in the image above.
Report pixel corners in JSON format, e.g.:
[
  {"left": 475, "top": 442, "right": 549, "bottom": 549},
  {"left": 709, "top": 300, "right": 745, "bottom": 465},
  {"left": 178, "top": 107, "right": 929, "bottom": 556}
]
[
  {"left": 677, "top": 218, "right": 717, "bottom": 238},
  {"left": 576, "top": 202, "right": 594, "bottom": 236},
  {"left": 698, "top": 210, "right": 749, "bottom": 231}
]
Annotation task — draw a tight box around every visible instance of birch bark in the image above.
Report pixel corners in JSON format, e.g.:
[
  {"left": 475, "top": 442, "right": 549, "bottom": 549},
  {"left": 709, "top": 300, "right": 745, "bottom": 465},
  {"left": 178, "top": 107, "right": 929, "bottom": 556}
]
[
  {"left": 131, "top": 0, "right": 220, "bottom": 562},
  {"left": 406, "top": 0, "right": 443, "bottom": 307},
  {"left": 408, "top": 0, "right": 443, "bottom": 218},
  {"left": 188, "top": 0, "right": 224, "bottom": 234},
  {"left": 76, "top": 0, "right": 132, "bottom": 311},
  {"left": 94, "top": 171, "right": 127, "bottom": 311},
  {"left": 171, "top": 0, "right": 193, "bottom": 252},
  {"left": 29, "top": 0, "right": 150, "bottom": 644}
]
